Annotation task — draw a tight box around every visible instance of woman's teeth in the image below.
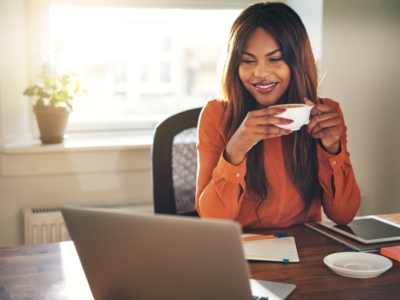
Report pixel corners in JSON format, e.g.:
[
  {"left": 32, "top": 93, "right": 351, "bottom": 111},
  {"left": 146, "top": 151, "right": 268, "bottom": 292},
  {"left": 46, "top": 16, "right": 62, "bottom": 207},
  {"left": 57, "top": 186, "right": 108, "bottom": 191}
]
[{"left": 256, "top": 83, "right": 276, "bottom": 89}]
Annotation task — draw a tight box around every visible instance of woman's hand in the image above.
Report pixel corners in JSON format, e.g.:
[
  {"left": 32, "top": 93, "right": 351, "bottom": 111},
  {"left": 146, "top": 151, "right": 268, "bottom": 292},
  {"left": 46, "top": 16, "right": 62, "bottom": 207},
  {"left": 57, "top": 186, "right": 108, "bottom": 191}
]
[
  {"left": 224, "top": 107, "right": 293, "bottom": 165},
  {"left": 305, "top": 98, "right": 343, "bottom": 155}
]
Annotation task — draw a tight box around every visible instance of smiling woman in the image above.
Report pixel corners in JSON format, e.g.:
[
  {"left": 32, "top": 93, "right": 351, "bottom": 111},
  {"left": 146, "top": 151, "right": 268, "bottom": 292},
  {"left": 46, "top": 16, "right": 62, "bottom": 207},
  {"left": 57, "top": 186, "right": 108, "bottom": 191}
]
[{"left": 196, "top": 2, "right": 361, "bottom": 229}]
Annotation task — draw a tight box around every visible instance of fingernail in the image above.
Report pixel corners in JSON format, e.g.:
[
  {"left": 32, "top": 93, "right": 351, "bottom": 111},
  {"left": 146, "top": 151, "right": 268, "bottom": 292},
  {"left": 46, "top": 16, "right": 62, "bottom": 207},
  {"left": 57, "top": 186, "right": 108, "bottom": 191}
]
[
  {"left": 279, "top": 108, "right": 287, "bottom": 112},
  {"left": 304, "top": 97, "right": 308, "bottom": 102},
  {"left": 312, "top": 134, "right": 316, "bottom": 138},
  {"left": 286, "top": 119, "right": 294, "bottom": 124},
  {"left": 306, "top": 129, "right": 310, "bottom": 133},
  {"left": 285, "top": 130, "right": 292, "bottom": 134}
]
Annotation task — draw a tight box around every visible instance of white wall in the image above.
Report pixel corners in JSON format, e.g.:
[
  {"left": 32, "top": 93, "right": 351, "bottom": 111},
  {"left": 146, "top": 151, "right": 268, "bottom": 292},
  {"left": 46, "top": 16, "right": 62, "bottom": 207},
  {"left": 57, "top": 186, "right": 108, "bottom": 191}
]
[
  {"left": 320, "top": 0, "right": 400, "bottom": 215},
  {"left": 0, "top": 0, "right": 32, "bottom": 146},
  {"left": 0, "top": 167, "right": 153, "bottom": 246},
  {"left": 286, "top": 0, "right": 323, "bottom": 61}
]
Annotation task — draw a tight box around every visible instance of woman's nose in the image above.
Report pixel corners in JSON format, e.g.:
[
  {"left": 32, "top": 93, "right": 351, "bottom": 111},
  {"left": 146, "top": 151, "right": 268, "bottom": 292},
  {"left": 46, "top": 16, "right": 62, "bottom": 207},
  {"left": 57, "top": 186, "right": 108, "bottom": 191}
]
[{"left": 254, "top": 62, "right": 272, "bottom": 77}]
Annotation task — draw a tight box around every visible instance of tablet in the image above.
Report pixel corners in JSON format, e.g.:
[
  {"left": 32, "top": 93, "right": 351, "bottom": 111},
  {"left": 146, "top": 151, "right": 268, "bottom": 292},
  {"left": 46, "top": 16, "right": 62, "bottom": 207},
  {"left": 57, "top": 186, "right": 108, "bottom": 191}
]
[{"left": 317, "top": 216, "right": 400, "bottom": 244}]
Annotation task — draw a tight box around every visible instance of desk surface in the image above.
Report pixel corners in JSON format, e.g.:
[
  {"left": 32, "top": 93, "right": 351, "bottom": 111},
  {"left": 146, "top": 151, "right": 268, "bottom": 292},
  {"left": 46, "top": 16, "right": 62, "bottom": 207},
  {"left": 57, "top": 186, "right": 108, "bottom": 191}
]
[{"left": 0, "top": 214, "right": 399, "bottom": 300}]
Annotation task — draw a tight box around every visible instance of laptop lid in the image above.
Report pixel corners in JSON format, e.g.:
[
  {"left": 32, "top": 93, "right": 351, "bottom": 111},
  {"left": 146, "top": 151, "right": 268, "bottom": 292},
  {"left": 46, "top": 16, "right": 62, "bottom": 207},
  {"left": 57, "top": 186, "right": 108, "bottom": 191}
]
[{"left": 62, "top": 206, "right": 254, "bottom": 300}]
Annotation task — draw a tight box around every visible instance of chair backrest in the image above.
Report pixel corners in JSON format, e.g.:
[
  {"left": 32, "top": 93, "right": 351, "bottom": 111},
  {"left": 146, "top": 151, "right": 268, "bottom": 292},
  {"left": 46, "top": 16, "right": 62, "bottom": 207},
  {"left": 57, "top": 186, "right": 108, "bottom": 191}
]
[{"left": 151, "top": 107, "right": 202, "bottom": 216}]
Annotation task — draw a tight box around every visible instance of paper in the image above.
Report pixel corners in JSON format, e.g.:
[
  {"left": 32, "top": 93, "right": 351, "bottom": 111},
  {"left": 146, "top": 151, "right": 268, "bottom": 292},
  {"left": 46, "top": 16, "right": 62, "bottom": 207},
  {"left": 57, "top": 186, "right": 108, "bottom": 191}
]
[{"left": 242, "top": 234, "right": 300, "bottom": 262}]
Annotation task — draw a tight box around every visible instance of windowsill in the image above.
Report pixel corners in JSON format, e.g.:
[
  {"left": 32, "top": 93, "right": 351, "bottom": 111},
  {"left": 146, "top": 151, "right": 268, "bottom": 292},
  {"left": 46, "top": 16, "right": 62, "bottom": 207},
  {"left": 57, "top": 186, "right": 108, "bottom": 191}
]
[
  {"left": 0, "top": 130, "right": 154, "bottom": 177},
  {"left": 0, "top": 130, "right": 154, "bottom": 155}
]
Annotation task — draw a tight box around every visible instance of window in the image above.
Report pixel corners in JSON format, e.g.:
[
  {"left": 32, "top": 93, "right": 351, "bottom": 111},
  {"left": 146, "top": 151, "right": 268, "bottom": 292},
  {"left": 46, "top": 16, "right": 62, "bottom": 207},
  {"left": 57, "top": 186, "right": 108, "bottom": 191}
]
[{"left": 49, "top": 6, "right": 241, "bottom": 130}]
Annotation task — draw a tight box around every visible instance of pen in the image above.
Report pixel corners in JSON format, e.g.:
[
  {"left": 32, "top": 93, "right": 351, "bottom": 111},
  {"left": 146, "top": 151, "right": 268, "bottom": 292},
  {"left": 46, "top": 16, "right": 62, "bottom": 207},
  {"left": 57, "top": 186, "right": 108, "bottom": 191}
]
[{"left": 242, "top": 233, "right": 287, "bottom": 242}]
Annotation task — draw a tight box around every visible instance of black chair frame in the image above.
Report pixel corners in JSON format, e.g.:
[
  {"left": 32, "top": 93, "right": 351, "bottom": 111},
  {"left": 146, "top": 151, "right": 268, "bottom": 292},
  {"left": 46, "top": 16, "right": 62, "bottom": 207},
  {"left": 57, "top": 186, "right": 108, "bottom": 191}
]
[{"left": 151, "top": 107, "right": 202, "bottom": 216}]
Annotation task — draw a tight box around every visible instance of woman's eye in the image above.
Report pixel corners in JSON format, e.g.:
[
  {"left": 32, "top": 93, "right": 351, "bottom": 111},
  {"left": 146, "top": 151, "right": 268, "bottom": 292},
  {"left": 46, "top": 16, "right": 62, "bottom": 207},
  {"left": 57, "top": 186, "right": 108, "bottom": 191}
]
[
  {"left": 242, "top": 60, "right": 255, "bottom": 64},
  {"left": 269, "top": 58, "right": 283, "bottom": 63}
]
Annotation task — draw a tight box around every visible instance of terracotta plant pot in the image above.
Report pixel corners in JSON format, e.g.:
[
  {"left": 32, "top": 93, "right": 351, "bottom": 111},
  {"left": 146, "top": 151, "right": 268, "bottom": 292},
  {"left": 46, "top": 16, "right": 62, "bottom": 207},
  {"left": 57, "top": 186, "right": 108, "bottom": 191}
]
[{"left": 34, "top": 106, "right": 70, "bottom": 144}]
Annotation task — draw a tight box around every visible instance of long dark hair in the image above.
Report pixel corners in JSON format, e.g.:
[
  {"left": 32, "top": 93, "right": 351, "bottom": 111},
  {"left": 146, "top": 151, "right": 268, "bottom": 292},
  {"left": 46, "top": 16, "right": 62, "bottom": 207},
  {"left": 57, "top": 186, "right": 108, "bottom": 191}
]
[{"left": 219, "top": 2, "right": 321, "bottom": 225}]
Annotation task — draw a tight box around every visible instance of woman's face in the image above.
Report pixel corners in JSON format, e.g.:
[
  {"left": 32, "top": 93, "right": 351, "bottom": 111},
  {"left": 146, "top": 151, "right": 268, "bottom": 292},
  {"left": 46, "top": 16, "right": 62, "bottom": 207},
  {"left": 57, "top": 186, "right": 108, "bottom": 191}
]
[{"left": 238, "top": 28, "right": 291, "bottom": 108}]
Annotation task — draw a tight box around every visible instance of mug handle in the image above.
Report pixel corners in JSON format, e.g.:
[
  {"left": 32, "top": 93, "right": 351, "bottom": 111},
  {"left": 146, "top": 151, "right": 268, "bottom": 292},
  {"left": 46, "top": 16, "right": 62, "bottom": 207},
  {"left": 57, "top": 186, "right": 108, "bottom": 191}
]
[{"left": 304, "top": 105, "right": 314, "bottom": 125}]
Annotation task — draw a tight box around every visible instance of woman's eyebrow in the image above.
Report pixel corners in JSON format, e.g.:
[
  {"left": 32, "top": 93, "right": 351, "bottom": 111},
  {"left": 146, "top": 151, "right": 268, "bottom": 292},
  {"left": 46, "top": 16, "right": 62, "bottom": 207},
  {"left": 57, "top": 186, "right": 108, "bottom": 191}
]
[{"left": 242, "top": 49, "right": 282, "bottom": 57}]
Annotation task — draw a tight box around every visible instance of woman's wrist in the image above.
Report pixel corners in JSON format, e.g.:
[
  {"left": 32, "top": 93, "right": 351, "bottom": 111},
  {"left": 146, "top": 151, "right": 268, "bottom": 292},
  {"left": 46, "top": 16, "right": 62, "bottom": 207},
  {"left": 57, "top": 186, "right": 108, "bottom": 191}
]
[
  {"left": 324, "top": 141, "right": 341, "bottom": 155},
  {"left": 224, "top": 144, "right": 246, "bottom": 166}
]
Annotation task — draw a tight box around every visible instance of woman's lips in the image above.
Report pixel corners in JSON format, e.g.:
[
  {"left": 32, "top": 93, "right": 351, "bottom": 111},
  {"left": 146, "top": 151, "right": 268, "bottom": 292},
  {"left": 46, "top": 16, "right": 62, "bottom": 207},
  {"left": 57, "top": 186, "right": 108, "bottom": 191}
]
[{"left": 252, "top": 82, "right": 278, "bottom": 94}]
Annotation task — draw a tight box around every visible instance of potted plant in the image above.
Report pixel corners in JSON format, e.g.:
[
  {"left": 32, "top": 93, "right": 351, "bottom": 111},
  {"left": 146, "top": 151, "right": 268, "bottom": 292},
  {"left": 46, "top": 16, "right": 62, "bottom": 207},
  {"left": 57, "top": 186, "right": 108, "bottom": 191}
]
[{"left": 23, "top": 41, "right": 86, "bottom": 144}]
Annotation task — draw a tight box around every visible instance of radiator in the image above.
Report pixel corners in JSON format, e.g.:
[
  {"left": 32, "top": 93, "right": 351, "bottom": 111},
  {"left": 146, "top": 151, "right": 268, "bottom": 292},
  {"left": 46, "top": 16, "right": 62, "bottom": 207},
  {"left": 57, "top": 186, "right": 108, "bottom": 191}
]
[{"left": 23, "top": 203, "right": 154, "bottom": 245}]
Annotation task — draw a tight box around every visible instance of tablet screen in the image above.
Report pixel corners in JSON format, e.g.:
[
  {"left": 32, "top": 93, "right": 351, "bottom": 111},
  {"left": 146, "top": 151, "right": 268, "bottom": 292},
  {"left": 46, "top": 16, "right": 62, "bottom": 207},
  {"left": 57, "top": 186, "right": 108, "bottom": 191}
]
[{"left": 334, "top": 218, "right": 400, "bottom": 240}]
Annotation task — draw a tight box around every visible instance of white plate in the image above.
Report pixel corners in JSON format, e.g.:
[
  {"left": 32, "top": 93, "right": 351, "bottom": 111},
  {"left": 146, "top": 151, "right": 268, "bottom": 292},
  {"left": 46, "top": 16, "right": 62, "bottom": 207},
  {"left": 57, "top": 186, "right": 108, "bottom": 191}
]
[{"left": 323, "top": 252, "right": 392, "bottom": 278}]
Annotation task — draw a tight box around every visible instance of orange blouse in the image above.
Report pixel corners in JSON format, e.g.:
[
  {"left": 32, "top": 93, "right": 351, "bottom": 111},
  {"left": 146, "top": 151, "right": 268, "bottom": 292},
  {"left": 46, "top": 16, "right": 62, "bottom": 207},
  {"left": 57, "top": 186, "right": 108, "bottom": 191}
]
[{"left": 196, "top": 98, "right": 361, "bottom": 228}]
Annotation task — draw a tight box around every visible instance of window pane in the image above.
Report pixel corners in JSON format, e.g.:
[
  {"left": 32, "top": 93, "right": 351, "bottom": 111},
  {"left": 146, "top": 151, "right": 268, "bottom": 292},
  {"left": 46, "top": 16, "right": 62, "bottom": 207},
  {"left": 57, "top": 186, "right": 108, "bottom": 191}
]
[
  {"left": 160, "top": 62, "right": 170, "bottom": 83},
  {"left": 140, "top": 62, "right": 148, "bottom": 83},
  {"left": 49, "top": 6, "right": 241, "bottom": 127}
]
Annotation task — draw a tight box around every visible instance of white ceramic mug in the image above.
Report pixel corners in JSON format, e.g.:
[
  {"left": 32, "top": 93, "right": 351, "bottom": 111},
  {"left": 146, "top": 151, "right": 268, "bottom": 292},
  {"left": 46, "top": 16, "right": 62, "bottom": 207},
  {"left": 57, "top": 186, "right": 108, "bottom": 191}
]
[{"left": 271, "top": 103, "right": 314, "bottom": 131}]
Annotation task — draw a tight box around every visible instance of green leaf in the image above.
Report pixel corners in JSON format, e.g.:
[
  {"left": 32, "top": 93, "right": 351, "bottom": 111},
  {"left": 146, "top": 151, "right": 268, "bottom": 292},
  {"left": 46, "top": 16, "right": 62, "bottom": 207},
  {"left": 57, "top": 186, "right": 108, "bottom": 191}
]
[
  {"left": 66, "top": 101, "right": 73, "bottom": 112},
  {"left": 54, "top": 93, "right": 64, "bottom": 101},
  {"left": 23, "top": 86, "right": 37, "bottom": 96},
  {"left": 61, "top": 75, "right": 69, "bottom": 85},
  {"left": 74, "top": 81, "right": 81, "bottom": 93},
  {"left": 68, "top": 69, "right": 77, "bottom": 76},
  {"left": 49, "top": 96, "right": 62, "bottom": 107},
  {"left": 37, "top": 90, "right": 51, "bottom": 98}
]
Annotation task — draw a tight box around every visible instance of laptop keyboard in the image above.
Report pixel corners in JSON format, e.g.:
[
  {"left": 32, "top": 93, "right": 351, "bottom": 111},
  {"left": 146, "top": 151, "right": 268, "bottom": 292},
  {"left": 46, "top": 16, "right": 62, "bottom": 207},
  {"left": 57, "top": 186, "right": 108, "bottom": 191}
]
[{"left": 253, "top": 297, "right": 268, "bottom": 300}]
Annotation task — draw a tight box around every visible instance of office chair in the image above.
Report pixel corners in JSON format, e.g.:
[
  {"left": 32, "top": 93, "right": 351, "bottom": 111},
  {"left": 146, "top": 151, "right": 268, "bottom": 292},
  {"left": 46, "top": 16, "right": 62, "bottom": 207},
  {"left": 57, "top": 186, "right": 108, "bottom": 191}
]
[{"left": 151, "top": 107, "right": 202, "bottom": 217}]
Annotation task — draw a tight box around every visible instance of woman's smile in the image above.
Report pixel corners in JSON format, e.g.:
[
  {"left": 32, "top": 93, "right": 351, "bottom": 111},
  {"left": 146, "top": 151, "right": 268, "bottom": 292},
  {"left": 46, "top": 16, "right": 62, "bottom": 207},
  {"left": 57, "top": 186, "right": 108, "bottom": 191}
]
[{"left": 251, "top": 81, "right": 278, "bottom": 94}]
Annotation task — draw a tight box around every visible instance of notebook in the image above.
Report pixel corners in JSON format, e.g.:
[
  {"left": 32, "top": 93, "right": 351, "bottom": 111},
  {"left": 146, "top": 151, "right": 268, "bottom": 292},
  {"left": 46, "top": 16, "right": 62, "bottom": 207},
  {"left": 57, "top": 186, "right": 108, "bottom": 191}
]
[
  {"left": 61, "top": 206, "right": 296, "bottom": 300},
  {"left": 242, "top": 234, "right": 300, "bottom": 263},
  {"left": 381, "top": 246, "right": 400, "bottom": 262}
]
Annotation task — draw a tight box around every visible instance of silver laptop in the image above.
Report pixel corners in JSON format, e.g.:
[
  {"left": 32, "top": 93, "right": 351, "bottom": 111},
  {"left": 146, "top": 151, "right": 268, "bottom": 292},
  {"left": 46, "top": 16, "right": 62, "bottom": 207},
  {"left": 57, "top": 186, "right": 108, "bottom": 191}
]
[{"left": 61, "top": 206, "right": 296, "bottom": 300}]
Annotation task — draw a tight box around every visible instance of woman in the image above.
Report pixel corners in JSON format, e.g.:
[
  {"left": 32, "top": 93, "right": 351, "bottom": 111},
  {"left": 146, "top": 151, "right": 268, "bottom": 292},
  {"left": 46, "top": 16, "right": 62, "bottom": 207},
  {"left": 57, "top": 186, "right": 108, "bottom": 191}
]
[{"left": 195, "top": 2, "right": 360, "bottom": 228}]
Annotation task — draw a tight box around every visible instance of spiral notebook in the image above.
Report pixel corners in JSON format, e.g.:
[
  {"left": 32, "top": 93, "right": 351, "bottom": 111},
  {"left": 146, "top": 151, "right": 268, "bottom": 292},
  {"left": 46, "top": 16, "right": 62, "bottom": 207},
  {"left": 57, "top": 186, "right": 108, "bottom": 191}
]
[{"left": 242, "top": 234, "right": 300, "bottom": 263}]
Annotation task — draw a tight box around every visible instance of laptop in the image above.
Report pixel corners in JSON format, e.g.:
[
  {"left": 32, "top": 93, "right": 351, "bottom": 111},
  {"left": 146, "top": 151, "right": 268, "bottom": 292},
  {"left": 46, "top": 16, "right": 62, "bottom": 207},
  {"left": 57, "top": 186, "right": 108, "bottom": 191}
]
[{"left": 61, "top": 206, "right": 296, "bottom": 300}]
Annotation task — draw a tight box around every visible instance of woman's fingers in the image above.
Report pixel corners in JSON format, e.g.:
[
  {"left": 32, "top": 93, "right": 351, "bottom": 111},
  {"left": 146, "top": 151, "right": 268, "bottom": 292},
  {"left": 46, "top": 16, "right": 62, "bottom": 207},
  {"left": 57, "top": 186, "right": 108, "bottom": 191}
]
[
  {"left": 307, "top": 113, "right": 343, "bottom": 151},
  {"left": 310, "top": 103, "right": 333, "bottom": 117},
  {"left": 303, "top": 101, "right": 343, "bottom": 151},
  {"left": 249, "top": 106, "right": 286, "bottom": 117},
  {"left": 251, "top": 125, "right": 292, "bottom": 136},
  {"left": 304, "top": 99, "right": 314, "bottom": 106},
  {"left": 260, "top": 115, "right": 293, "bottom": 126},
  {"left": 309, "top": 117, "right": 341, "bottom": 136},
  {"left": 245, "top": 114, "right": 293, "bottom": 128},
  {"left": 307, "top": 112, "right": 338, "bottom": 133}
]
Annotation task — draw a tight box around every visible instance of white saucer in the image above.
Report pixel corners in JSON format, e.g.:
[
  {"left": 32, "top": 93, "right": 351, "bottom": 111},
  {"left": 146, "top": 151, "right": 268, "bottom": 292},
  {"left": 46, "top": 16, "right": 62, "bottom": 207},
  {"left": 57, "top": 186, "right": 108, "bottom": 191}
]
[{"left": 323, "top": 252, "right": 392, "bottom": 278}]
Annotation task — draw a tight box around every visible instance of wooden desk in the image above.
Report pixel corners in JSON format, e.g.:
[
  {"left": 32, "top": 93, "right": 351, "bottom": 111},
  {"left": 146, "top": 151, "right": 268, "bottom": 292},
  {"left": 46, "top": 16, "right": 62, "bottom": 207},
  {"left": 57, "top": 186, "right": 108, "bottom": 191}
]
[{"left": 0, "top": 215, "right": 399, "bottom": 300}]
